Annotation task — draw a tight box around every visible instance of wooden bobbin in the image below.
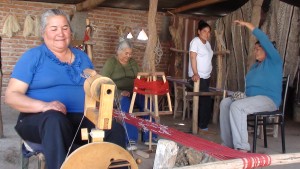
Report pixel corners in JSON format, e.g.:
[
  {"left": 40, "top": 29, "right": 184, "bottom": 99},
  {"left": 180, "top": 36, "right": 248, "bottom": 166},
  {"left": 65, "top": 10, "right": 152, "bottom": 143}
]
[{"left": 84, "top": 75, "right": 115, "bottom": 101}]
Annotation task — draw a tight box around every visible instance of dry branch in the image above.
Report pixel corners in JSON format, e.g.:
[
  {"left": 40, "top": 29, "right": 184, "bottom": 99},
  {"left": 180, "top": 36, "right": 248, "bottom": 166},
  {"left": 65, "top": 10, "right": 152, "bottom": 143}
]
[{"left": 76, "top": 0, "right": 106, "bottom": 11}]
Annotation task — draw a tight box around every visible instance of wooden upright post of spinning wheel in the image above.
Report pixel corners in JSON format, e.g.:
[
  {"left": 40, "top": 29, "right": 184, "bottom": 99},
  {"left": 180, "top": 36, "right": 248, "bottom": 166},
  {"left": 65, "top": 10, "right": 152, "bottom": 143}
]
[{"left": 61, "top": 69, "right": 138, "bottom": 169}]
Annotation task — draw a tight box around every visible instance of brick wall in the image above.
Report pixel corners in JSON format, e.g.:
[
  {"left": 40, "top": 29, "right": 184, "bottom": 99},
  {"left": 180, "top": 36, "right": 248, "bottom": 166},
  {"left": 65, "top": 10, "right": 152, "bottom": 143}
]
[{"left": 0, "top": 0, "right": 172, "bottom": 98}]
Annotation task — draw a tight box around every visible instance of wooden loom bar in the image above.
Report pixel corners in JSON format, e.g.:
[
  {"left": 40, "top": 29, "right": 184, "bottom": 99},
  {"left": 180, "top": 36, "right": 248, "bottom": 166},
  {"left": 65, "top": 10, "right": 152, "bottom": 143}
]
[
  {"left": 169, "top": 0, "right": 226, "bottom": 14},
  {"left": 186, "top": 91, "right": 224, "bottom": 96},
  {"left": 174, "top": 153, "right": 300, "bottom": 169}
]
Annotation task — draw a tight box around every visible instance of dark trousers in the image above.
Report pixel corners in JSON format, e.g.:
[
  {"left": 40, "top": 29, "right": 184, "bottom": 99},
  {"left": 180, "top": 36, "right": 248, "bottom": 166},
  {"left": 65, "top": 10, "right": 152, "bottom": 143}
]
[
  {"left": 15, "top": 110, "right": 126, "bottom": 169},
  {"left": 198, "top": 78, "right": 212, "bottom": 129},
  {"left": 189, "top": 78, "right": 212, "bottom": 129}
]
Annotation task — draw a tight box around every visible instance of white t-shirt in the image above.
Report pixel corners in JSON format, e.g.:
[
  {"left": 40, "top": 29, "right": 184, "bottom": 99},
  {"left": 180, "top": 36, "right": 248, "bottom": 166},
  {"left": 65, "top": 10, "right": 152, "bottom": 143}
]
[{"left": 188, "top": 37, "right": 213, "bottom": 79}]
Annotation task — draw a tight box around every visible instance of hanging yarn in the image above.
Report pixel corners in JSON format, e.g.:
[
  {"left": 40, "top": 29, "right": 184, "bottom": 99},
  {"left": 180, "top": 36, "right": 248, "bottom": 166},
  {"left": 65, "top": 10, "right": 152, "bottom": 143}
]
[
  {"left": 23, "top": 15, "right": 34, "bottom": 37},
  {"left": 34, "top": 16, "right": 41, "bottom": 37},
  {"left": 2, "top": 14, "right": 21, "bottom": 38},
  {"left": 154, "top": 37, "right": 163, "bottom": 66}
]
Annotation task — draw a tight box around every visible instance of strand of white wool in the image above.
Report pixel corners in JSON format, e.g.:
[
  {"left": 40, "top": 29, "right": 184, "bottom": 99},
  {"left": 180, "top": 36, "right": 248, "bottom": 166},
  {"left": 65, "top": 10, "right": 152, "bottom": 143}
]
[
  {"left": 2, "top": 15, "right": 13, "bottom": 37},
  {"left": 23, "top": 15, "right": 34, "bottom": 37},
  {"left": 154, "top": 37, "right": 163, "bottom": 66},
  {"left": 2, "top": 14, "right": 21, "bottom": 37},
  {"left": 34, "top": 16, "right": 40, "bottom": 37}
]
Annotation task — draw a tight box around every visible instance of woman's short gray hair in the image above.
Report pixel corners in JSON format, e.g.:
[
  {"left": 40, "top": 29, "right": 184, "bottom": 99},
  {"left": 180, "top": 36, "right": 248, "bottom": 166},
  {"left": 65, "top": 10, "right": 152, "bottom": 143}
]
[
  {"left": 116, "top": 38, "right": 133, "bottom": 54},
  {"left": 40, "top": 9, "right": 72, "bottom": 37}
]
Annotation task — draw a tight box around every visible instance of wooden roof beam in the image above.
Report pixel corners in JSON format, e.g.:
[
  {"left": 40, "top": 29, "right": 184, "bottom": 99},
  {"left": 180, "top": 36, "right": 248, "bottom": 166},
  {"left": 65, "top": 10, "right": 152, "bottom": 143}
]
[
  {"left": 169, "top": 0, "right": 226, "bottom": 14},
  {"left": 76, "top": 0, "right": 107, "bottom": 11}
]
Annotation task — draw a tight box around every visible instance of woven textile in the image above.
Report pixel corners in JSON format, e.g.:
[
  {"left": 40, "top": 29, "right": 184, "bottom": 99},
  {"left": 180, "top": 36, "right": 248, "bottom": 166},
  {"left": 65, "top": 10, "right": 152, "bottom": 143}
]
[{"left": 113, "top": 111, "right": 272, "bottom": 168}]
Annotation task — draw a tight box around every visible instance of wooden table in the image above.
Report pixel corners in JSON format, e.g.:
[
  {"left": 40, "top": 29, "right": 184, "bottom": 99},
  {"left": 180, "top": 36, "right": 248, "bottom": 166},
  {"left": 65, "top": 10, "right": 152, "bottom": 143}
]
[{"left": 166, "top": 76, "right": 225, "bottom": 134}]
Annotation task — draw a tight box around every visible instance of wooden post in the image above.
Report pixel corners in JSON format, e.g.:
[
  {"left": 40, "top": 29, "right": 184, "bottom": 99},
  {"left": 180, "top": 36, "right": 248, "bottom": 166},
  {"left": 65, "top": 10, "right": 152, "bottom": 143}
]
[
  {"left": 153, "top": 139, "right": 178, "bottom": 169},
  {"left": 192, "top": 80, "right": 200, "bottom": 134},
  {"left": 169, "top": 17, "right": 184, "bottom": 77},
  {"left": 212, "top": 30, "right": 224, "bottom": 124},
  {"left": 143, "top": 0, "right": 158, "bottom": 72},
  {"left": 0, "top": 36, "right": 3, "bottom": 138},
  {"left": 183, "top": 19, "right": 189, "bottom": 79}
]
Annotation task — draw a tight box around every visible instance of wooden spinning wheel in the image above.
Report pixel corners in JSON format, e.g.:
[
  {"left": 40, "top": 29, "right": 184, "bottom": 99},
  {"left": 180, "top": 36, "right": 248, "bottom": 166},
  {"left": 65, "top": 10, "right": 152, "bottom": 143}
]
[
  {"left": 61, "top": 69, "right": 138, "bottom": 169},
  {"left": 61, "top": 142, "right": 138, "bottom": 169}
]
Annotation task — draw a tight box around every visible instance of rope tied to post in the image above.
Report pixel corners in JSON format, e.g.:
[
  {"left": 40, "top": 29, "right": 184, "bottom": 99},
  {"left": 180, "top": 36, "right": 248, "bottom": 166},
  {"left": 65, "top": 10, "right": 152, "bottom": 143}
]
[{"left": 133, "top": 78, "right": 169, "bottom": 95}]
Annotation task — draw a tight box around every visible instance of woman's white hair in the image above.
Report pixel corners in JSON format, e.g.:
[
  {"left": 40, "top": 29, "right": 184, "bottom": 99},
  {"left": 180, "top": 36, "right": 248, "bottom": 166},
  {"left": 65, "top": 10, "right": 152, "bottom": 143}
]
[
  {"left": 116, "top": 38, "right": 133, "bottom": 54},
  {"left": 40, "top": 9, "right": 72, "bottom": 38}
]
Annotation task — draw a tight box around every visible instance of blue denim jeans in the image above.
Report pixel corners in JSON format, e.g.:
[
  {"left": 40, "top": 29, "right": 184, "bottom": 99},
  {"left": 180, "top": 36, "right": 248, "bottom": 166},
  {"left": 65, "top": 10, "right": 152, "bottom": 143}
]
[
  {"left": 220, "top": 96, "right": 277, "bottom": 150},
  {"left": 120, "top": 94, "right": 157, "bottom": 144}
]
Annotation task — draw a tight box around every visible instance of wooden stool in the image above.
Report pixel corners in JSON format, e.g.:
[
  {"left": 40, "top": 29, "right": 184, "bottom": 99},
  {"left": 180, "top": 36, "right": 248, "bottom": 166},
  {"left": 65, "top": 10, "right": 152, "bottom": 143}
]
[{"left": 129, "top": 72, "right": 173, "bottom": 150}]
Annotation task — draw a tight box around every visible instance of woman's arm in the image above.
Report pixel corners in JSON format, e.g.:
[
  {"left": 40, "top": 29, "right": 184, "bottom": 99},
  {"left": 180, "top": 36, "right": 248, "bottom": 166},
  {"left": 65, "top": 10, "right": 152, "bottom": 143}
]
[
  {"left": 5, "top": 78, "right": 67, "bottom": 114},
  {"left": 102, "top": 58, "right": 115, "bottom": 77},
  {"left": 190, "top": 51, "right": 200, "bottom": 81},
  {"left": 234, "top": 20, "right": 281, "bottom": 63}
]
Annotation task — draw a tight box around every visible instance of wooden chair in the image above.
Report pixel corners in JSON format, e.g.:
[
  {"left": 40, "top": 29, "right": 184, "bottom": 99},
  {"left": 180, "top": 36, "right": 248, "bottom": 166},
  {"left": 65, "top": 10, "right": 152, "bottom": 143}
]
[
  {"left": 173, "top": 80, "right": 191, "bottom": 120},
  {"left": 169, "top": 78, "right": 193, "bottom": 120},
  {"left": 247, "top": 75, "right": 290, "bottom": 153},
  {"left": 20, "top": 140, "right": 45, "bottom": 169}
]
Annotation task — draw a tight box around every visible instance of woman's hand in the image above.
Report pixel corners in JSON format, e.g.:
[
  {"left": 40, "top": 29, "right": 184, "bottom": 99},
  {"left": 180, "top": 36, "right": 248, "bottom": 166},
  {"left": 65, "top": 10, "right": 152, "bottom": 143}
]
[
  {"left": 41, "top": 101, "right": 67, "bottom": 114},
  {"left": 5, "top": 78, "right": 67, "bottom": 114},
  {"left": 121, "top": 91, "right": 131, "bottom": 97},
  {"left": 234, "top": 20, "right": 255, "bottom": 31},
  {"left": 192, "top": 73, "right": 200, "bottom": 82}
]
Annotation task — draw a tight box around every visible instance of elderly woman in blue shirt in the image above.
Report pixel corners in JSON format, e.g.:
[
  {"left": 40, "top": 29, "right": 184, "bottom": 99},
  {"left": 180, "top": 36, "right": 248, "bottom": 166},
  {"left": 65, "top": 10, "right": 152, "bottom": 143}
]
[{"left": 219, "top": 20, "right": 283, "bottom": 152}]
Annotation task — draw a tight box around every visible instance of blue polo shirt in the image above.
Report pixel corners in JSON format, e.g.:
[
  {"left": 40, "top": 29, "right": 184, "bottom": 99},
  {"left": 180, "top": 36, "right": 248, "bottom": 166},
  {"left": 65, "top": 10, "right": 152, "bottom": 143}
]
[
  {"left": 245, "top": 28, "right": 283, "bottom": 107},
  {"left": 11, "top": 44, "right": 94, "bottom": 113}
]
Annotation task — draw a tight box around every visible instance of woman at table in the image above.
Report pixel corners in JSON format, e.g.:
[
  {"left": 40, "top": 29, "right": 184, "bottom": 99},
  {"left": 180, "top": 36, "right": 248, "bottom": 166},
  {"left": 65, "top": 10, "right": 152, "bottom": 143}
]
[{"left": 188, "top": 20, "right": 213, "bottom": 133}]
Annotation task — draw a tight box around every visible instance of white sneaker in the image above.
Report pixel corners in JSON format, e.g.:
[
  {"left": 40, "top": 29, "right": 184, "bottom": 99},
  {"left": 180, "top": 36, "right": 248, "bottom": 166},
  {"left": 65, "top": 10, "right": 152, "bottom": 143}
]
[
  {"left": 129, "top": 140, "right": 136, "bottom": 145},
  {"left": 127, "top": 145, "right": 137, "bottom": 151}
]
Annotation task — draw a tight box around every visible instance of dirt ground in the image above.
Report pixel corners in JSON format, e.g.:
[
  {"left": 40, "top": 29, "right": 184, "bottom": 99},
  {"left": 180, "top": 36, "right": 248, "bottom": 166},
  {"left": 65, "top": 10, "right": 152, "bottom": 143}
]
[{"left": 1, "top": 104, "right": 300, "bottom": 169}]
